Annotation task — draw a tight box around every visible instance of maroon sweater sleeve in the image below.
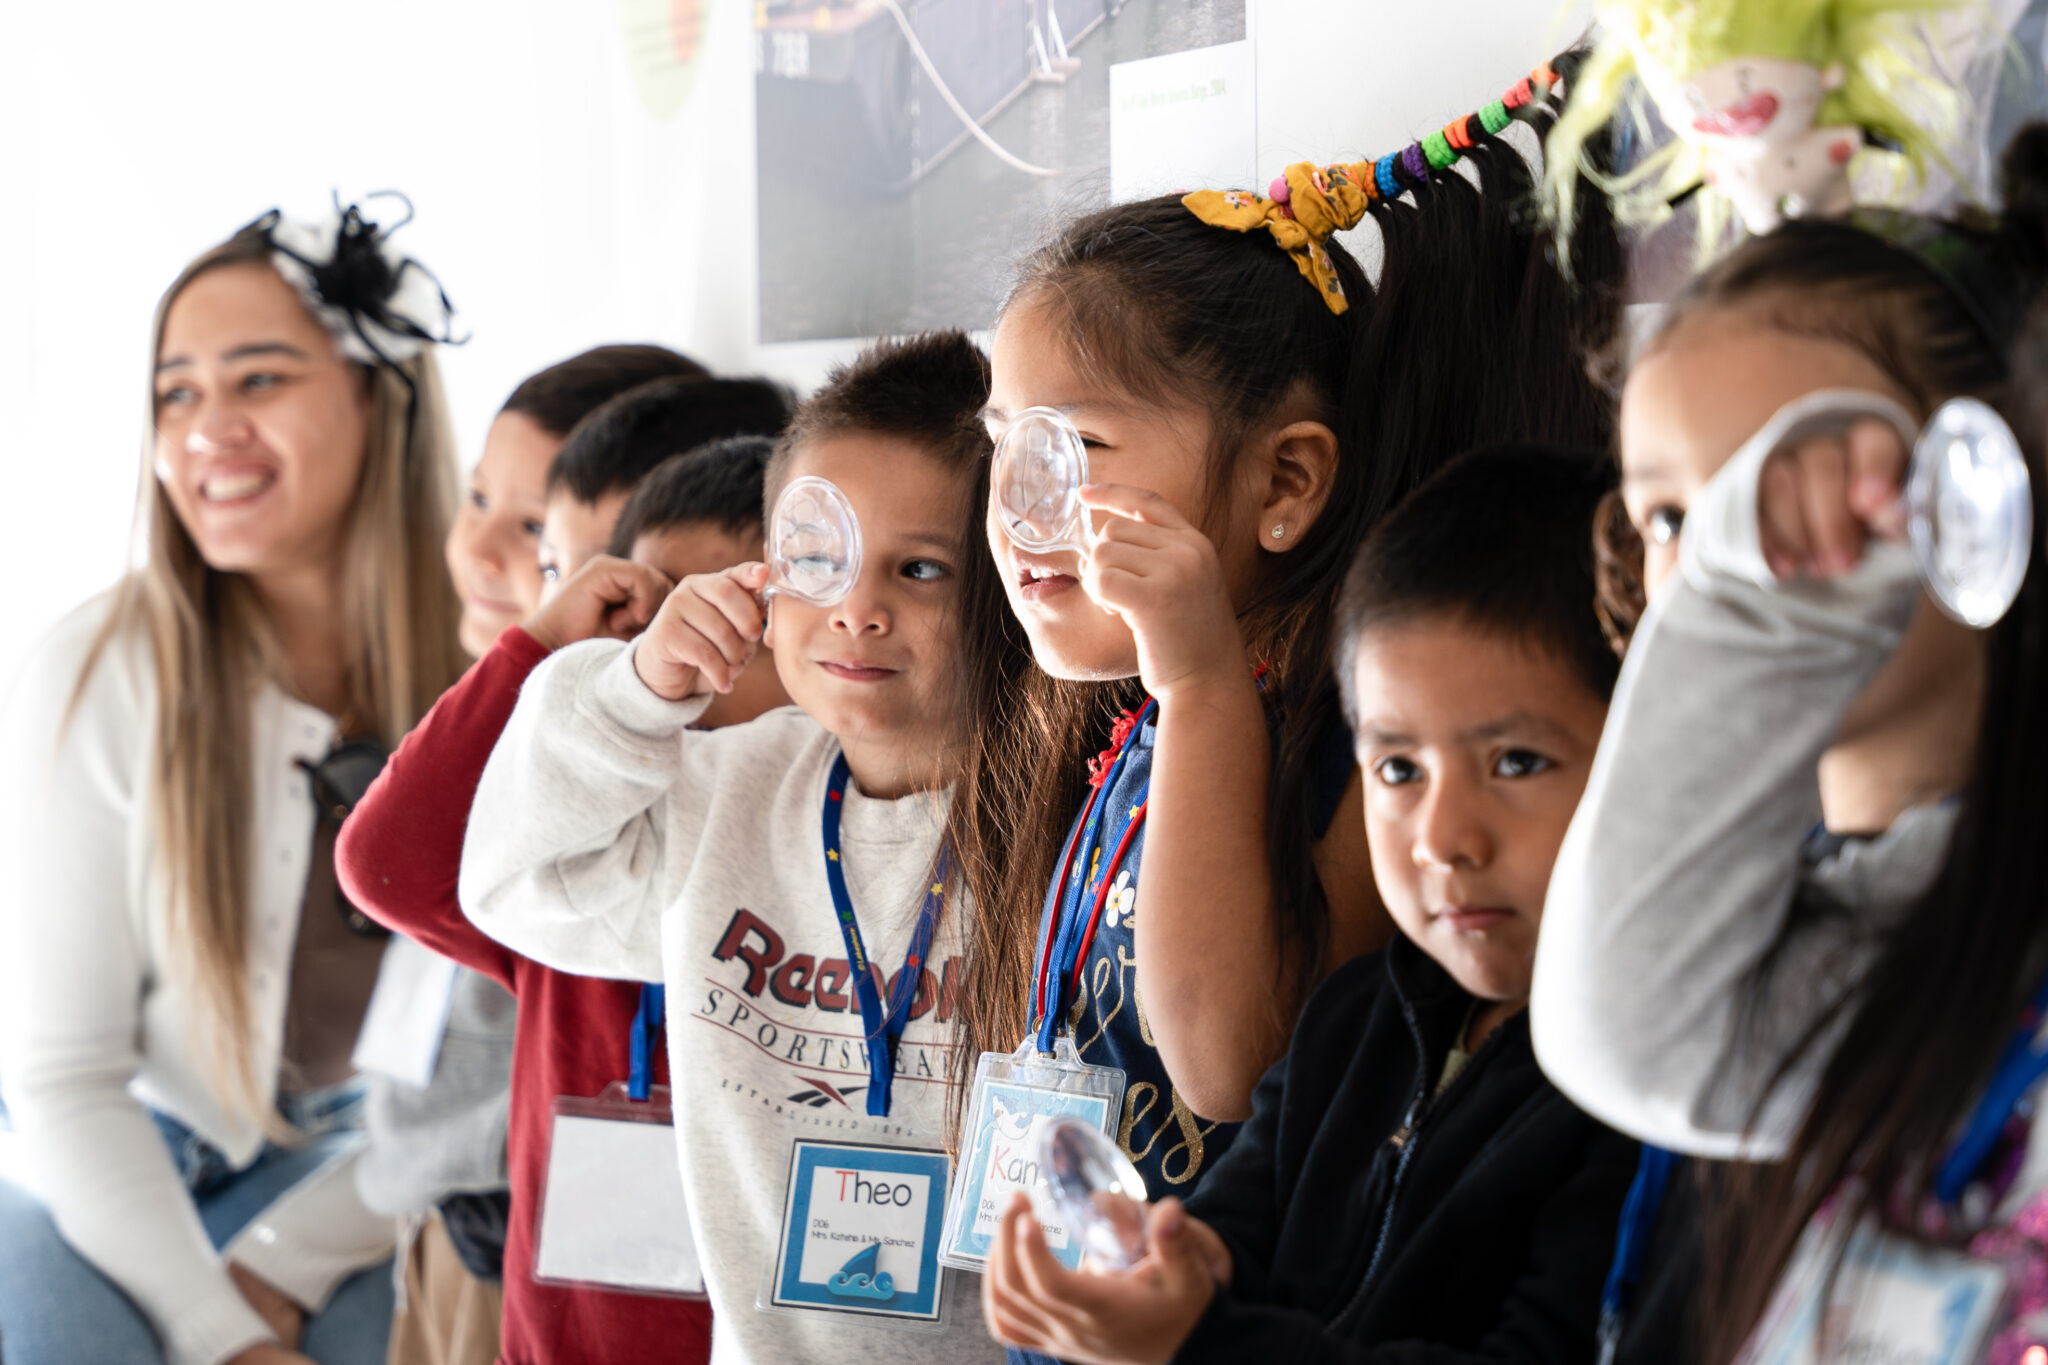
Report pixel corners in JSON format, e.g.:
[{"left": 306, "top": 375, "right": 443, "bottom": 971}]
[{"left": 338, "top": 626, "right": 553, "bottom": 994}]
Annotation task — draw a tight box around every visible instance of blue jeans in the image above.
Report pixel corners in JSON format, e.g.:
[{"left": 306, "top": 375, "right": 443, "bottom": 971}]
[{"left": 0, "top": 1085, "right": 394, "bottom": 1365}]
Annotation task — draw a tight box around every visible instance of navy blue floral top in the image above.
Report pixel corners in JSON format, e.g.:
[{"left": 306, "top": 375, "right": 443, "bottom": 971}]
[
  {"left": 1039, "top": 716, "right": 1357, "bottom": 1188},
  {"left": 1010, "top": 716, "right": 1353, "bottom": 1364}
]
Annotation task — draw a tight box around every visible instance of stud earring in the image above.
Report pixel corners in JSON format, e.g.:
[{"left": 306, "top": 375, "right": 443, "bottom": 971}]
[{"left": 1271, "top": 524, "right": 1285, "bottom": 540}]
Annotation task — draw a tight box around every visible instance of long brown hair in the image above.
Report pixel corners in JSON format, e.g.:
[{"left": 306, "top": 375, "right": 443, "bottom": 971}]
[
  {"left": 74, "top": 223, "right": 465, "bottom": 1124},
  {"left": 947, "top": 89, "right": 1625, "bottom": 1139},
  {"left": 1660, "top": 131, "right": 2048, "bottom": 1363}
]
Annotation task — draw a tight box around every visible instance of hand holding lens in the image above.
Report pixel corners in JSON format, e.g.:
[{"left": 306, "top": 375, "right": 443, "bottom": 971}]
[
  {"left": 1032, "top": 1117, "right": 1150, "bottom": 1270},
  {"left": 1763, "top": 393, "right": 2031, "bottom": 628},
  {"left": 1905, "top": 397, "right": 2031, "bottom": 629},
  {"left": 764, "top": 475, "right": 863, "bottom": 609},
  {"left": 993, "top": 408, "right": 1094, "bottom": 555}
]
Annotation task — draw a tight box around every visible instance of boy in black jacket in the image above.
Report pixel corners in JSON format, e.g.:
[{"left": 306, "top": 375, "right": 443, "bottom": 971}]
[{"left": 983, "top": 445, "right": 1642, "bottom": 1364}]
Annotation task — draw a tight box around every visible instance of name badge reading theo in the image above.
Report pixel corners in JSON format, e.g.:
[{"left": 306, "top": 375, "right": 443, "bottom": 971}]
[{"left": 767, "top": 1140, "right": 949, "bottom": 1323}]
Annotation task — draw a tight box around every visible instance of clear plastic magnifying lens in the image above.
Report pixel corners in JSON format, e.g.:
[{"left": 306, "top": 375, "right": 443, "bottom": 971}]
[
  {"left": 765, "top": 475, "right": 863, "bottom": 609},
  {"left": 993, "top": 407, "right": 1091, "bottom": 554},
  {"left": 1033, "top": 1117, "right": 1149, "bottom": 1270},
  {"left": 1907, "top": 397, "right": 2032, "bottom": 629}
]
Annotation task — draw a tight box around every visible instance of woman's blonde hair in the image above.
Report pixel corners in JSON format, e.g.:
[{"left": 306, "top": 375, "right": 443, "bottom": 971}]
[{"left": 77, "top": 223, "right": 466, "bottom": 1126}]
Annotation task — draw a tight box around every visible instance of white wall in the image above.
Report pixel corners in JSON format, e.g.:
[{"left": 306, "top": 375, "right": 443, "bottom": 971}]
[
  {"left": 0, "top": 0, "right": 1586, "bottom": 693},
  {"left": 1255, "top": 1, "right": 1590, "bottom": 168}
]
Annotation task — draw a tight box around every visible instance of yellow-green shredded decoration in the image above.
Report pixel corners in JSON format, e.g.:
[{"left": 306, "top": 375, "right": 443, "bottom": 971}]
[{"left": 1541, "top": 0, "right": 1966, "bottom": 270}]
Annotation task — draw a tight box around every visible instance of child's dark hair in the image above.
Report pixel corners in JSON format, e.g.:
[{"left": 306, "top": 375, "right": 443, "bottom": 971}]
[
  {"left": 949, "top": 56, "right": 1625, "bottom": 1119},
  {"left": 764, "top": 331, "right": 994, "bottom": 508},
  {"left": 548, "top": 376, "right": 795, "bottom": 504},
  {"left": 500, "top": 344, "right": 708, "bottom": 438},
  {"left": 1335, "top": 445, "right": 1620, "bottom": 726},
  {"left": 605, "top": 435, "right": 775, "bottom": 558}
]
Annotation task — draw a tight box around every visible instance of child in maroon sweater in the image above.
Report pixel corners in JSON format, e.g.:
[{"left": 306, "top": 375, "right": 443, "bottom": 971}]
[{"left": 339, "top": 440, "right": 790, "bottom": 1365}]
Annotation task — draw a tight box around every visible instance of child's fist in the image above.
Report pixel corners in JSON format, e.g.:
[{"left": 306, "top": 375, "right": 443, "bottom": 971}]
[
  {"left": 634, "top": 563, "right": 773, "bottom": 702},
  {"left": 520, "top": 556, "right": 675, "bottom": 652},
  {"left": 1075, "top": 483, "right": 1241, "bottom": 699},
  {"left": 981, "top": 1193, "right": 1224, "bottom": 1365},
  {"left": 1758, "top": 417, "right": 1910, "bottom": 580}
]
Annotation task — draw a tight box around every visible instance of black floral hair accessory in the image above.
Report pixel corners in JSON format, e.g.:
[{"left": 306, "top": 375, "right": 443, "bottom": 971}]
[{"left": 241, "top": 191, "right": 466, "bottom": 437}]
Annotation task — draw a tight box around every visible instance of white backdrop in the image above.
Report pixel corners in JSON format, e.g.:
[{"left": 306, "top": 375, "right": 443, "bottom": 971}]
[{"left": 0, "top": 0, "right": 1587, "bottom": 694}]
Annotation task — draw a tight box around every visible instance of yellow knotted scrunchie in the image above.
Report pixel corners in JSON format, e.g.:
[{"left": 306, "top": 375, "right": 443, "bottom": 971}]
[
  {"left": 1183, "top": 161, "right": 1373, "bottom": 313},
  {"left": 1181, "top": 59, "right": 1572, "bottom": 315}
]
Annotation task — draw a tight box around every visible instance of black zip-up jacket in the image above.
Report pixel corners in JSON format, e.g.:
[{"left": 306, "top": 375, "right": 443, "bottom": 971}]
[{"left": 1176, "top": 938, "right": 1641, "bottom": 1363}]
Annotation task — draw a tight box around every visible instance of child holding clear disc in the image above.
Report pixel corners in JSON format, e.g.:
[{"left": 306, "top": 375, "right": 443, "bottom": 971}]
[
  {"left": 457, "top": 334, "right": 1029, "bottom": 1364},
  {"left": 944, "top": 64, "right": 1625, "bottom": 1337}
]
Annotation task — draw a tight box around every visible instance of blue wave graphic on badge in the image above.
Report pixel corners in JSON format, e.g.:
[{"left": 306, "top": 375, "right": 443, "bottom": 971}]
[{"left": 826, "top": 1242, "right": 896, "bottom": 1301}]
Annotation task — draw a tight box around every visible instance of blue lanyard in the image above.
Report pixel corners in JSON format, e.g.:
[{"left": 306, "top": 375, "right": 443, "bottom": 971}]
[
  {"left": 1031, "top": 698, "right": 1157, "bottom": 1053},
  {"left": 1596, "top": 1144, "right": 1677, "bottom": 1365},
  {"left": 1934, "top": 971, "right": 2048, "bottom": 1205},
  {"left": 822, "top": 754, "right": 947, "bottom": 1118},
  {"left": 627, "top": 983, "right": 665, "bottom": 1102}
]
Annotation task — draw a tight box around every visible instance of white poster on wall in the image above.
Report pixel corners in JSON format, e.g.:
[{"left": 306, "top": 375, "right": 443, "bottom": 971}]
[
  {"left": 751, "top": 0, "right": 1248, "bottom": 348},
  {"left": 1108, "top": 39, "right": 1258, "bottom": 202}
]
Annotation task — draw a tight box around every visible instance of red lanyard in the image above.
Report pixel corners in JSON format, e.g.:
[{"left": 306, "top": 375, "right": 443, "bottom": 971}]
[
  {"left": 1028, "top": 667, "right": 1263, "bottom": 1049},
  {"left": 1030, "top": 698, "right": 1156, "bottom": 1049}
]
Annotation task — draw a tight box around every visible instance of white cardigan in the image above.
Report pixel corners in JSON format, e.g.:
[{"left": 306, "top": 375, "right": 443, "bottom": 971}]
[{"left": 0, "top": 593, "right": 394, "bottom": 1365}]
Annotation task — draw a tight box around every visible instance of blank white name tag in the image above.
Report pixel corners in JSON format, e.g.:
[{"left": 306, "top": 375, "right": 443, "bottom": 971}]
[
  {"left": 533, "top": 1086, "right": 705, "bottom": 1299},
  {"left": 351, "top": 936, "right": 459, "bottom": 1088}
]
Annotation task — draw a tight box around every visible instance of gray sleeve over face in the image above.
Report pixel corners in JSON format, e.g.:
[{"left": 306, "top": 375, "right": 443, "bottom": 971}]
[{"left": 1531, "top": 392, "right": 1953, "bottom": 1160}]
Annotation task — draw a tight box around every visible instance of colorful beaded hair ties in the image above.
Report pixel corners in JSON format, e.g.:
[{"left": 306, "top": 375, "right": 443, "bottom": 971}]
[{"left": 1183, "top": 54, "right": 1580, "bottom": 314}]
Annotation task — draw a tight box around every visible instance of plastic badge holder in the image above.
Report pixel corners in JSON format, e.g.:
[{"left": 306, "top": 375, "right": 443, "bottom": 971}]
[
  {"left": 939, "top": 1036, "right": 1126, "bottom": 1272},
  {"left": 766, "top": 475, "right": 863, "bottom": 607},
  {"left": 993, "top": 407, "right": 1093, "bottom": 554},
  {"left": 532, "top": 1083, "right": 707, "bottom": 1299},
  {"left": 1033, "top": 1117, "right": 1150, "bottom": 1270},
  {"left": 1906, "top": 397, "right": 2032, "bottom": 629}
]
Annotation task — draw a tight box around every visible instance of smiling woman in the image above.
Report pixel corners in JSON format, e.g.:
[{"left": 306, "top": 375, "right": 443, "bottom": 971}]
[
  {"left": 0, "top": 206, "right": 467, "bottom": 1365},
  {"left": 153, "top": 265, "right": 378, "bottom": 589}
]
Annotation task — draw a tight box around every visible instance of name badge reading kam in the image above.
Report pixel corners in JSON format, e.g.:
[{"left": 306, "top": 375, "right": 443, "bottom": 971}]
[
  {"left": 941, "top": 1036, "right": 1126, "bottom": 1271},
  {"left": 941, "top": 705, "right": 1145, "bottom": 1271}
]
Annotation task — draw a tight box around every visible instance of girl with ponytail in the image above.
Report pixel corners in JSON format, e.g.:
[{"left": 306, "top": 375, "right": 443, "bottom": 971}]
[{"left": 950, "top": 52, "right": 1626, "bottom": 1363}]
